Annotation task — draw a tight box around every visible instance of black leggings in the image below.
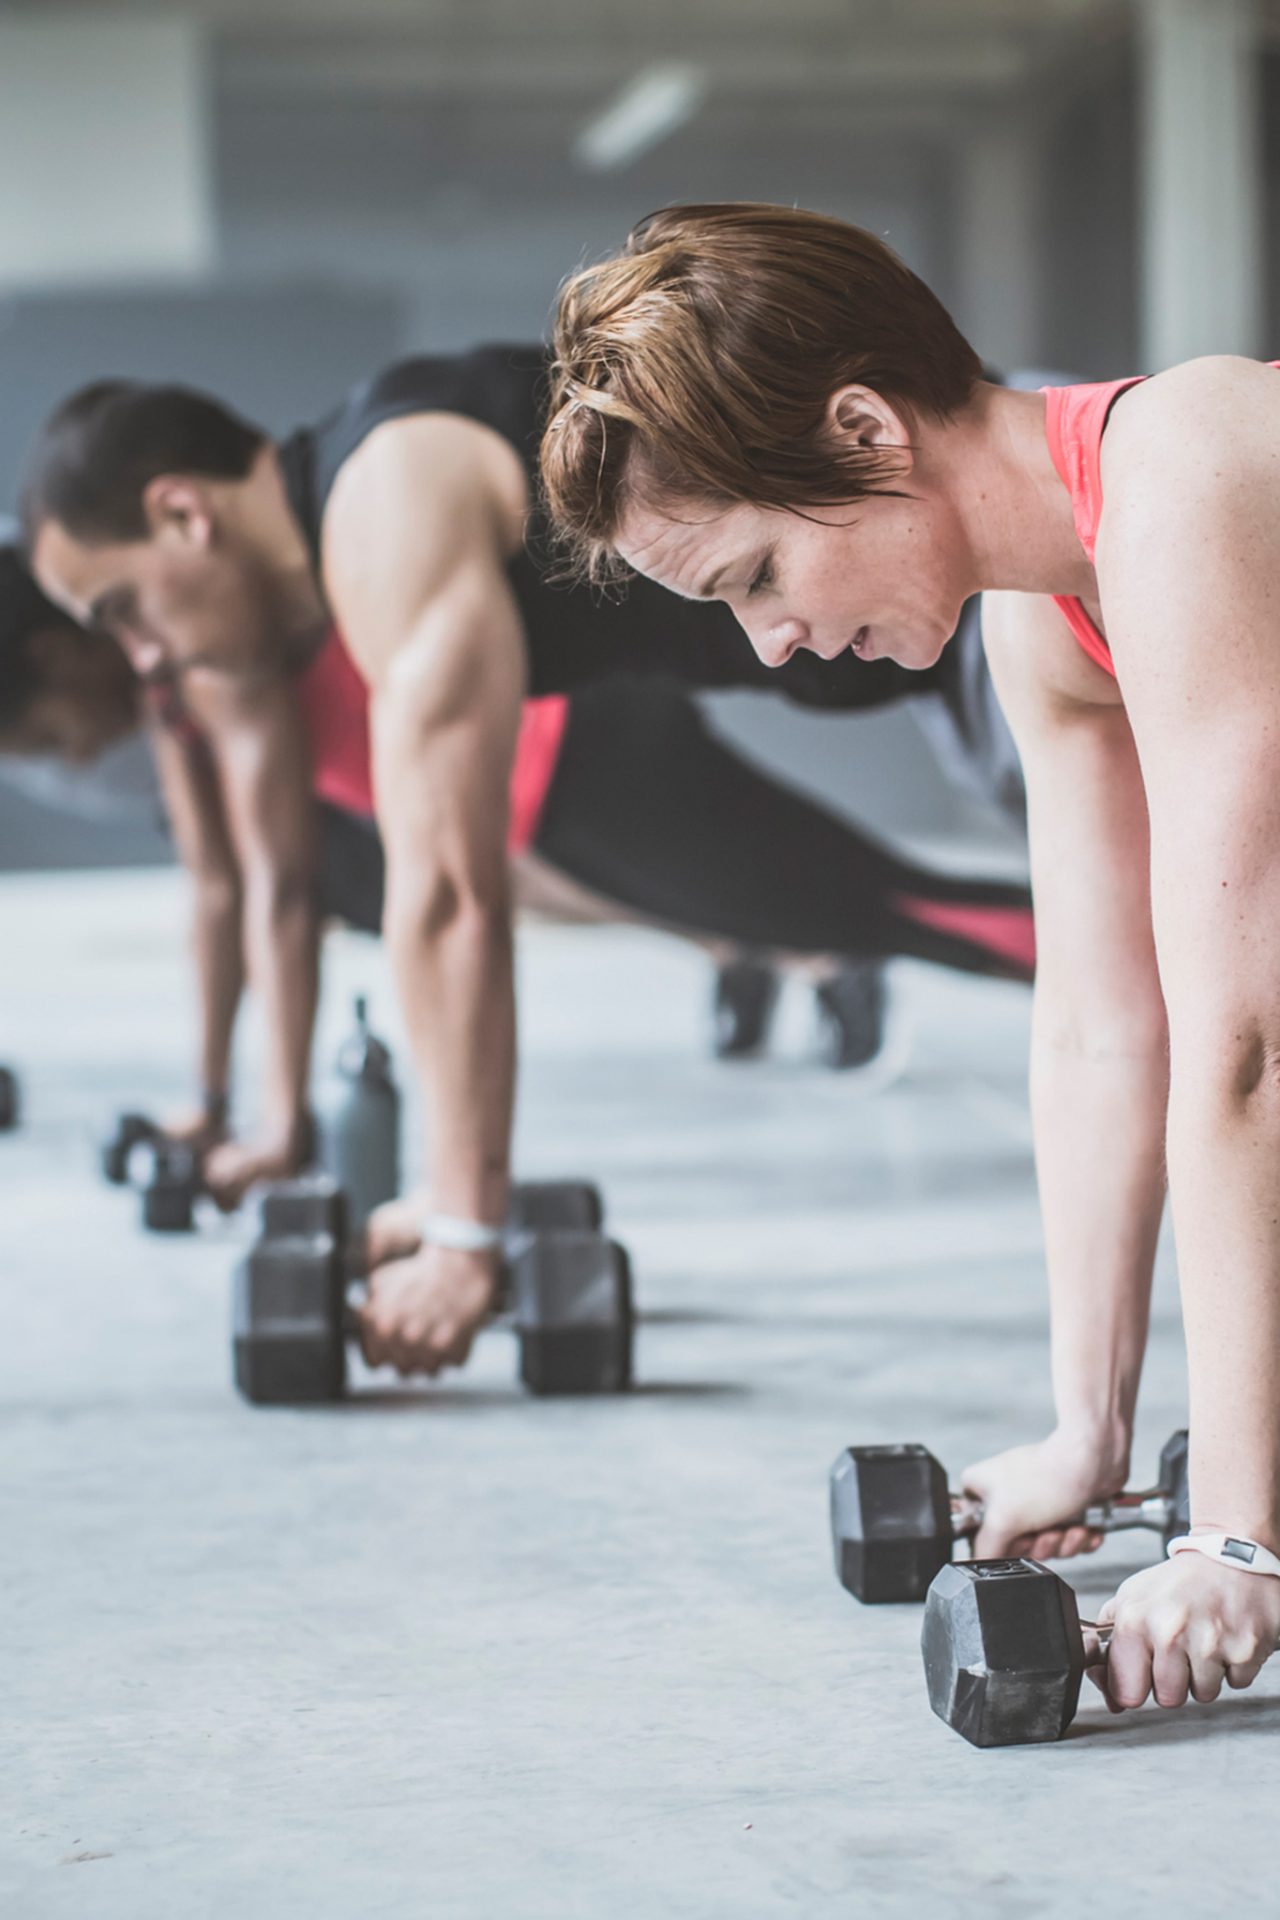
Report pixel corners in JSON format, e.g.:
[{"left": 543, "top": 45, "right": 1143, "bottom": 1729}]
[
  {"left": 318, "top": 679, "right": 1034, "bottom": 982},
  {"left": 533, "top": 679, "right": 1032, "bottom": 981}
]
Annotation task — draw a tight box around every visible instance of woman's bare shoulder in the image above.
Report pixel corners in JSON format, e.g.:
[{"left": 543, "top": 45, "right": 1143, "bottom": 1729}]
[{"left": 1102, "top": 356, "right": 1280, "bottom": 500}]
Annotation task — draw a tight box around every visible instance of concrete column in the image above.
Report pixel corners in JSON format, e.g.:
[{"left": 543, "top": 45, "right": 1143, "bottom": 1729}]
[
  {"left": 952, "top": 111, "right": 1044, "bottom": 372},
  {"left": 1138, "top": 0, "right": 1263, "bottom": 369},
  {"left": 0, "top": 16, "right": 214, "bottom": 289}
]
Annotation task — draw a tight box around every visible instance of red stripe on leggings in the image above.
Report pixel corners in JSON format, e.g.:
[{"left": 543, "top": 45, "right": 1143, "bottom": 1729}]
[{"left": 893, "top": 894, "right": 1036, "bottom": 977}]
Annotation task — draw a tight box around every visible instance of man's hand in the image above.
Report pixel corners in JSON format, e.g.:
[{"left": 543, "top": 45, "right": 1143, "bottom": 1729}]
[
  {"left": 1094, "top": 1552, "right": 1280, "bottom": 1710},
  {"left": 356, "top": 1243, "right": 498, "bottom": 1377},
  {"left": 364, "top": 1190, "right": 429, "bottom": 1270},
  {"left": 202, "top": 1121, "right": 312, "bottom": 1211},
  {"left": 962, "top": 1429, "right": 1133, "bottom": 1561}
]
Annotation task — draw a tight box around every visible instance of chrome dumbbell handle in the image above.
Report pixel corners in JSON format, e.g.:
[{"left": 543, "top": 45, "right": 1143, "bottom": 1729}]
[
  {"left": 1081, "top": 1490, "right": 1175, "bottom": 1535},
  {"left": 948, "top": 1484, "right": 1175, "bottom": 1543}
]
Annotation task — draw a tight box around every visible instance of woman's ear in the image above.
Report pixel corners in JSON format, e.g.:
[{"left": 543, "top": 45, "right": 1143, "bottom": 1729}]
[{"left": 824, "top": 384, "right": 914, "bottom": 462}]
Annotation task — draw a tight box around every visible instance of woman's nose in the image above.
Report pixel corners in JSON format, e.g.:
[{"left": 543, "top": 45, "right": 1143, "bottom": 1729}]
[{"left": 753, "top": 617, "right": 809, "bottom": 670}]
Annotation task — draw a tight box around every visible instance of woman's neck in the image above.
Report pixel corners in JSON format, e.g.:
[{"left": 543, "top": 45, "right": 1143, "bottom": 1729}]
[{"left": 930, "top": 382, "right": 1096, "bottom": 599}]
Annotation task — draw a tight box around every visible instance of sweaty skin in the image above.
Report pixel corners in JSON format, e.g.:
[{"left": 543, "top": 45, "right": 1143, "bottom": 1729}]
[{"left": 607, "top": 358, "right": 1280, "bottom": 1715}]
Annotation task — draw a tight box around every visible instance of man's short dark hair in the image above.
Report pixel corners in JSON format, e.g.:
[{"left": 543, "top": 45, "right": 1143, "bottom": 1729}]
[
  {"left": 0, "top": 543, "right": 73, "bottom": 731},
  {"left": 20, "top": 380, "right": 267, "bottom": 546}
]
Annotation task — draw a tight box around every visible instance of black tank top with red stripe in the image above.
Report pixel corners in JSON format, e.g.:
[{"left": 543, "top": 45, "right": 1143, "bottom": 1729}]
[{"left": 276, "top": 345, "right": 942, "bottom": 712}]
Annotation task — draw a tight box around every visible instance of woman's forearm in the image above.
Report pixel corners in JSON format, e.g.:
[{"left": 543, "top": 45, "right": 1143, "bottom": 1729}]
[
  {"left": 190, "top": 875, "right": 244, "bottom": 1102},
  {"left": 1030, "top": 999, "right": 1169, "bottom": 1472},
  {"left": 1166, "top": 1073, "right": 1280, "bottom": 1550}
]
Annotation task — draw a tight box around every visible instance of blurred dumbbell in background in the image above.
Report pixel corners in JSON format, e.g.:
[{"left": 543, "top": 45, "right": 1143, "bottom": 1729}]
[{"left": 233, "top": 1173, "right": 629, "bottom": 1404}]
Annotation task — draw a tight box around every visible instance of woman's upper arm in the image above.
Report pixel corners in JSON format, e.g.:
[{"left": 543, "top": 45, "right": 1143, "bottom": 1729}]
[
  {"left": 1093, "top": 380, "right": 1280, "bottom": 1038},
  {"left": 982, "top": 591, "right": 1165, "bottom": 1041}
]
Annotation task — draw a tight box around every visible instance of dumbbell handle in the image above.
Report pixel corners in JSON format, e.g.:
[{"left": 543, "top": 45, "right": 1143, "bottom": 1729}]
[{"left": 949, "top": 1485, "right": 1175, "bottom": 1542}]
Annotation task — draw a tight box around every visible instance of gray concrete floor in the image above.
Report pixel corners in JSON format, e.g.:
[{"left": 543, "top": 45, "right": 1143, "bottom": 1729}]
[{"left": 4, "top": 869, "right": 1279, "bottom": 1920}]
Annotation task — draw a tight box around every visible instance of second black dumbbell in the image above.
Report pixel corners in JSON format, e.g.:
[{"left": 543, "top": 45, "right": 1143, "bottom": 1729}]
[
  {"left": 830, "top": 1431, "right": 1189, "bottom": 1603},
  {"left": 233, "top": 1175, "right": 631, "bottom": 1404},
  {"left": 101, "top": 1110, "right": 161, "bottom": 1185},
  {"left": 101, "top": 1112, "right": 205, "bottom": 1231},
  {"left": 125, "top": 1137, "right": 207, "bottom": 1233}
]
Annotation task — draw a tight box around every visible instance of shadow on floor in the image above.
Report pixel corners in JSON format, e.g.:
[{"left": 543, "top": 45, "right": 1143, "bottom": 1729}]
[
  {"left": 637, "top": 1305, "right": 746, "bottom": 1327},
  {"left": 328, "top": 1378, "right": 752, "bottom": 1411},
  {"left": 1068, "top": 1690, "right": 1280, "bottom": 1749}
]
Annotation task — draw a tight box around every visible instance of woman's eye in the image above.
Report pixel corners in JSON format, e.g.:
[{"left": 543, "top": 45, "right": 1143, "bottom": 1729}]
[{"left": 746, "top": 558, "right": 773, "bottom": 598}]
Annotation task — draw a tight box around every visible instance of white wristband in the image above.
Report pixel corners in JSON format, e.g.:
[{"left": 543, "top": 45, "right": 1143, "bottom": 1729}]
[
  {"left": 1167, "top": 1533, "right": 1280, "bottom": 1581},
  {"left": 422, "top": 1211, "right": 504, "bottom": 1254}
]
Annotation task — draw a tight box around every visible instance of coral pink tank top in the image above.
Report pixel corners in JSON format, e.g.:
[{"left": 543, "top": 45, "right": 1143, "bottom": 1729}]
[
  {"left": 1041, "top": 378, "right": 1144, "bottom": 678},
  {"left": 293, "top": 626, "right": 568, "bottom": 854}
]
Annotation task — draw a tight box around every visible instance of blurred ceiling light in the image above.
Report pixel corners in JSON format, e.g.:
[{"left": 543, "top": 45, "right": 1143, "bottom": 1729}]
[{"left": 573, "top": 63, "right": 707, "bottom": 171}]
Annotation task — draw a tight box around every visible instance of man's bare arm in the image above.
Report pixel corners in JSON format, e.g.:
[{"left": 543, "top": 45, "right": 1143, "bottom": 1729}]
[
  {"left": 148, "top": 718, "right": 244, "bottom": 1126},
  {"left": 327, "top": 415, "right": 528, "bottom": 1225},
  {"left": 182, "top": 671, "right": 320, "bottom": 1188},
  {"left": 323, "top": 414, "right": 527, "bottom": 1371}
]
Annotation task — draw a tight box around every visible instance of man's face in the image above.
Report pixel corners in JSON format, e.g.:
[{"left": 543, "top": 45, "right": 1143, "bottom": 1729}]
[
  {"left": 31, "top": 510, "right": 293, "bottom": 685},
  {"left": 0, "top": 623, "right": 139, "bottom": 765},
  {"left": 615, "top": 487, "right": 969, "bottom": 676}
]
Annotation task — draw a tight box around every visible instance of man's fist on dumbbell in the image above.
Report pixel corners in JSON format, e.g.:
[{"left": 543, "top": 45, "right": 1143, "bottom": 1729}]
[
  {"left": 357, "top": 1241, "right": 499, "bottom": 1378},
  {"left": 203, "top": 1116, "right": 314, "bottom": 1212}
]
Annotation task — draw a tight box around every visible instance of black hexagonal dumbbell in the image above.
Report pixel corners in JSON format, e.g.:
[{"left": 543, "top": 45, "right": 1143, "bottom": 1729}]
[
  {"left": 0, "top": 1065, "right": 20, "bottom": 1132},
  {"left": 101, "top": 1110, "right": 161, "bottom": 1186},
  {"left": 923, "top": 1559, "right": 1094, "bottom": 1747},
  {"left": 233, "top": 1173, "right": 631, "bottom": 1405},
  {"left": 830, "top": 1431, "right": 1189, "bottom": 1604},
  {"left": 506, "top": 1179, "right": 604, "bottom": 1235},
  {"left": 923, "top": 1553, "right": 1279, "bottom": 1748},
  {"left": 254, "top": 1171, "right": 605, "bottom": 1252}
]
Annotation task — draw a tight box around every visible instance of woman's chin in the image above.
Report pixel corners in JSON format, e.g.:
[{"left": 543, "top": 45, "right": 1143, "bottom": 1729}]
[
  {"left": 904, "top": 625, "right": 952, "bottom": 671},
  {"left": 877, "top": 629, "right": 946, "bottom": 671}
]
